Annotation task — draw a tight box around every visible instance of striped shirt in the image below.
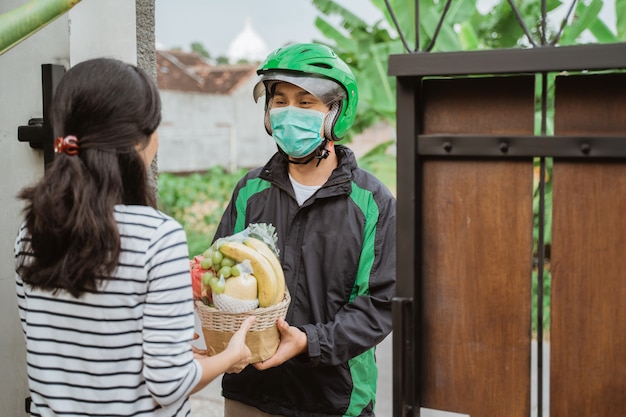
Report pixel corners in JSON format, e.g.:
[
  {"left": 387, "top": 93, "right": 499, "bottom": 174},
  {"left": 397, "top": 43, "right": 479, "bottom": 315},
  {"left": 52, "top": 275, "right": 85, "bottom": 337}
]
[{"left": 15, "top": 205, "right": 202, "bottom": 417}]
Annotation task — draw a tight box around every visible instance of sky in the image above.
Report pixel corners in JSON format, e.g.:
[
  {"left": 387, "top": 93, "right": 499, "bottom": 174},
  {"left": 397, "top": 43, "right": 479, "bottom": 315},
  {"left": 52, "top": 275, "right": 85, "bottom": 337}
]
[{"left": 154, "top": 0, "right": 384, "bottom": 59}]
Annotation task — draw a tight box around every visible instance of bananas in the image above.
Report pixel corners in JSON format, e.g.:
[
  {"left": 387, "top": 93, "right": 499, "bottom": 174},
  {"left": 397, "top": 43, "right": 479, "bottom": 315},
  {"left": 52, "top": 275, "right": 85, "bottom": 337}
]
[
  {"left": 243, "top": 237, "right": 286, "bottom": 305},
  {"left": 218, "top": 240, "right": 279, "bottom": 307}
]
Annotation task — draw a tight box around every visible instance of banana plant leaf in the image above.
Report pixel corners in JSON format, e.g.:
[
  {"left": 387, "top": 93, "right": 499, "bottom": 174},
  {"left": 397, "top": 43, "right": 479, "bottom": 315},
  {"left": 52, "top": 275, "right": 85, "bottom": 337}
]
[
  {"left": 371, "top": 0, "right": 416, "bottom": 49},
  {"left": 617, "top": 0, "right": 626, "bottom": 40},
  {"left": 0, "top": 0, "right": 82, "bottom": 56},
  {"left": 559, "top": 0, "right": 604, "bottom": 44}
]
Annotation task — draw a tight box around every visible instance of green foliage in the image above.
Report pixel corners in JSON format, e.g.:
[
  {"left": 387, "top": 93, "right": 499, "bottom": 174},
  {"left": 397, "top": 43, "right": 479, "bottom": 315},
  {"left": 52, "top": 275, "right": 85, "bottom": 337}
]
[
  {"left": 0, "top": 0, "right": 83, "bottom": 56},
  {"left": 157, "top": 166, "right": 247, "bottom": 256},
  {"left": 185, "top": 229, "right": 215, "bottom": 260},
  {"left": 560, "top": 0, "right": 620, "bottom": 44},
  {"left": 312, "top": 0, "right": 403, "bottom": 136},
  {"left": 357, "top": 140, "right": 397, "bottom": 195},
  {"left": 312, "top": 0, "right": 623, "bottom": 129},
  {"left": 532, "top": 268, "right": 552, "bottom": 333},
  {"left": 215, "top": 56, "right": 230, "bottom": 65},
  {"left": 415, "top": 0, "right": 471, "bottom": 51},
  {"left": 533, "top": 158, "right": 553, "bottom": 256},
  {"left": 475, "top": 0, "right": 562, "bottom": 48},
  {"left": 618, "top": 0, "right": 626, "bottom": 40},
  {"left": 190, "top": 41, "right": 210, "bottom": 58}
]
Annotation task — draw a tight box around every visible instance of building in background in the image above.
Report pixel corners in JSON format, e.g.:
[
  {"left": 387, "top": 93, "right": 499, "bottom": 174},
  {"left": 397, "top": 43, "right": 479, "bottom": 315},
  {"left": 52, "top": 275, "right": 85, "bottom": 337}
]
[
  {"left": 156, "top": 49, "right": 275, "bottom": 173},
  {"left": 156, "top": 49, "right": 395, "bottom": 174},
  {"left": 227, "top": 17, "right": 268, "bottom": 64},
  {"left": 155, "top": 17, "right": 394, "bottom": 174}
]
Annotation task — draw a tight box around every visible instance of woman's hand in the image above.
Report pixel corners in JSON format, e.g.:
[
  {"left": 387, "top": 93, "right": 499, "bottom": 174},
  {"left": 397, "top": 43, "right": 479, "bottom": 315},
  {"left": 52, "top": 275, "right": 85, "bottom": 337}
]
[
  {"left": 225, "top": 315, "right": 256, "bottom": 374},
  {"left": 191, "top": 333, "right": 207, "bottom": 358},
  {"left": 253, "top": 317, "right": 307, "bottom": 370},
  {"left": 190, "top": 315, "right": 256, "bottom": 395}
]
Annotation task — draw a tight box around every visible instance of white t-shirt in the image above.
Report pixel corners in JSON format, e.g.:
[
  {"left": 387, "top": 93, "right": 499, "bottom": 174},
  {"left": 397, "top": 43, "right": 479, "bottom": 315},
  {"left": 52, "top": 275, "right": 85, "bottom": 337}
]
[{"left": 289, "top": 174, "right": 321, "bottom": 206}]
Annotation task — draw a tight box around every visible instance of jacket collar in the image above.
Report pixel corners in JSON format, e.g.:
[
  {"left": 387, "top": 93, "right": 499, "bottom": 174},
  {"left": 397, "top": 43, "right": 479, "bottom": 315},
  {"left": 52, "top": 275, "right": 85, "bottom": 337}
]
[{"left": 260, "top": 144, "right": 356, "bottom": 194}]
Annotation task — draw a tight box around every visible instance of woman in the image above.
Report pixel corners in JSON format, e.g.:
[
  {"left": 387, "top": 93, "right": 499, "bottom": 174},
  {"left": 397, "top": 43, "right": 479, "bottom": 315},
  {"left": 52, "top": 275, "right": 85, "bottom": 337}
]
[{"left": 15, "top": 57, "right": 253, "bottom": 417}]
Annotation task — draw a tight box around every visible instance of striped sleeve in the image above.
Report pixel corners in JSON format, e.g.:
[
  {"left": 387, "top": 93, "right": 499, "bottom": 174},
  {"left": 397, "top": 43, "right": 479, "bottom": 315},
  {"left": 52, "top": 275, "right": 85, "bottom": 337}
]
[
  {"left": 15, "top": 222, "right": 29, "bottom": 341},
  {"left": 142, "top": 216, "right": 202, "bottom": 406}
]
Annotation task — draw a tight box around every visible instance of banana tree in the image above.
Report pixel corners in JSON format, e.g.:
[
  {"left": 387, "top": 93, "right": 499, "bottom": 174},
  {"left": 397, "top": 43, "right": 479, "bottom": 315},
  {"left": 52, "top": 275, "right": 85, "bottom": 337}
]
[
  {"left": 311, "top": 0, "right": 488, "bottom": 134},
  {"left": 0, "top": 0, "right": 83, "bottom": 56},
  {"left": 311, "top": 0, "right": 401, "bottom": 135},
  {"left": 559, "top": 0, "right": 623, "bottom": 44},
  {"left": 311, "top": 0, "right": 625, "bottom": 137}
]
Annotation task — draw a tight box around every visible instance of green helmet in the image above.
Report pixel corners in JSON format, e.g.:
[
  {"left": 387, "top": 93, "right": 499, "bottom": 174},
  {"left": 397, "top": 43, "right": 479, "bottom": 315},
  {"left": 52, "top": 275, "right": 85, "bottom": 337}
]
[{"left": 253, "top": 43, "right": 358, "bottom": 141}]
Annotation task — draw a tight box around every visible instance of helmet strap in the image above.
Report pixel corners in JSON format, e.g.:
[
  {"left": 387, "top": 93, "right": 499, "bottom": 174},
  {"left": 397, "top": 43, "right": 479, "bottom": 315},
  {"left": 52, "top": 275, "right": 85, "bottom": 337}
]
[
  {"left": 324, "top": 101, "right": 341, "bottom": 141},
  {"left": 280, "top": 139, "right": 331, "bottom": 167},
  {"left": 314, "top": 139, "right": 331, "bottom": 167}
]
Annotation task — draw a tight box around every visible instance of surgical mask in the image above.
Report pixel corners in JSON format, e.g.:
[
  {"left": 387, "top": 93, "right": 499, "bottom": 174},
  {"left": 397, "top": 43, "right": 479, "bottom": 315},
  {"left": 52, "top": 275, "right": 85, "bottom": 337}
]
[{"left": 269, "top": 106, "right": 326, "bottom": 158}]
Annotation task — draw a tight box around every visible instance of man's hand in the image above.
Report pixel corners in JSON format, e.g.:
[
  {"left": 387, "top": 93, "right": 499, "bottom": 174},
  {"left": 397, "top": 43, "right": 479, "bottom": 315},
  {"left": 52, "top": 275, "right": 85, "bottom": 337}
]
[{"left": 253, "top": 317, "right": 307, "bottom": 370}]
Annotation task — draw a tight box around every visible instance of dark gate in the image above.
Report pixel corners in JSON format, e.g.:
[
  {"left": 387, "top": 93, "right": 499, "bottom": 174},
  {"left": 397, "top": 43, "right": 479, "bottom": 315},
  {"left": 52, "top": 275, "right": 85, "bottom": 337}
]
[{"left": 389, "top": 43, "right": 626, "bottom": 417}]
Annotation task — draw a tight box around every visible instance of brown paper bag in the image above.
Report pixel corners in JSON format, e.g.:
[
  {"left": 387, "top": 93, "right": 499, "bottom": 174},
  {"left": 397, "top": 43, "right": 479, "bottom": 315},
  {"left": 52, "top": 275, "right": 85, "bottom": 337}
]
[{"left": 202, "top": 325, "right": 280, "bottom": 363}]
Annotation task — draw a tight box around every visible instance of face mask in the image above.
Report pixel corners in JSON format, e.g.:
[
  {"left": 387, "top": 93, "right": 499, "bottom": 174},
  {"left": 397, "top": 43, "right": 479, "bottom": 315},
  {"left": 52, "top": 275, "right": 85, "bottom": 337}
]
[{"left": 269, "top": 106, "right": 326, "bottom": 158}]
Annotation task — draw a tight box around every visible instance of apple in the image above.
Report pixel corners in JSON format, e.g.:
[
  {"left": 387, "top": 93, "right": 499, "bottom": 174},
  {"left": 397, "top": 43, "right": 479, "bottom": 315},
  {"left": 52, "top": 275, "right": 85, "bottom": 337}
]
[{"left": 223, "top": 273, "right": 258, "bottom": 300}]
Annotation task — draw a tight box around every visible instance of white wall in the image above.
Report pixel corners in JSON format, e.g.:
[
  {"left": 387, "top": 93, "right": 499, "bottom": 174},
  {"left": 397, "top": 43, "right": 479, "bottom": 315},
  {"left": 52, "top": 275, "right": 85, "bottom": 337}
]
[
  {"left": 0, "top": 1, "right": 137, "bottom": 415},
  {"left": 157, "top": 76, "right": 277, "bottom": 173},
  {"left": 231, "top": 76, "right": 278, "bottom": 169},
  {"left": 69, "top": 1, "right": 137, "bottom": 65}
]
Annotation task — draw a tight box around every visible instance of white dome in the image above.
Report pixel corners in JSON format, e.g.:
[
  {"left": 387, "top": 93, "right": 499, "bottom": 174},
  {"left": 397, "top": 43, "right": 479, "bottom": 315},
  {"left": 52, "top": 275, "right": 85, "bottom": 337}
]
[{"left": 227, "top": 17, "right": 269, "bottom": 63}]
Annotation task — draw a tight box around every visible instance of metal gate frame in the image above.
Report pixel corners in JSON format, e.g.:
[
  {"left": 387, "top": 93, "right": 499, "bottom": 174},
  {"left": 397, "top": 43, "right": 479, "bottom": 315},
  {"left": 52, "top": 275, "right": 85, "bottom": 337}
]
[{"left": 389, "top": 42, "right": 626, "bottom": 417}]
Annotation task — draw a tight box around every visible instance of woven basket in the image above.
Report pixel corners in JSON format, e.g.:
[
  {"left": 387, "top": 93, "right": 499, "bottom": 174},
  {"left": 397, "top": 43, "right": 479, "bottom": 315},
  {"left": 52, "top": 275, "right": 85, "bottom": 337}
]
[{"left": 195, "top": 291, "right": 290, "bottom": 362}]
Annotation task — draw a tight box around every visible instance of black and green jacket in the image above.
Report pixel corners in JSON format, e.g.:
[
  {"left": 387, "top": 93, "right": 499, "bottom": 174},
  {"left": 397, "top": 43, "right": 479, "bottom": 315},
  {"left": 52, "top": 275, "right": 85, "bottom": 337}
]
[{"left": 214, "top": 145, "right": 396, "bottom": 417}]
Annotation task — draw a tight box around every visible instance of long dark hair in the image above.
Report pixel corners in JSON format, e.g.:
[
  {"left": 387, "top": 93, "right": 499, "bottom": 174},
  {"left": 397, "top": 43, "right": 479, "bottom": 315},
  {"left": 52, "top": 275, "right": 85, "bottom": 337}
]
[{"left": 17, "top": 58, "right": 162, "bottom": 297}]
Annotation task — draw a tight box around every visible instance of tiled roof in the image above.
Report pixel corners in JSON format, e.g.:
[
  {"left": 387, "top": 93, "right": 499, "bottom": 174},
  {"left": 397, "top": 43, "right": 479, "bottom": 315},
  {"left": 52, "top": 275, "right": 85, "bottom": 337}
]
[
  {"left": 165, "top": 50, "right": 208, "bottom": 69},
  {"left": 157, "top": 49, "right": 258, "bottom": 95}
]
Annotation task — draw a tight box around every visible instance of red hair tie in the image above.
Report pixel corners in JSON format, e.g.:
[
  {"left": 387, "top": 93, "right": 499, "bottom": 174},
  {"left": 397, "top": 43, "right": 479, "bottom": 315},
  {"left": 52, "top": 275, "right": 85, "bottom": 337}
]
[{"left": 54, "top": 135, "right": 79, "bottom": 155}]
